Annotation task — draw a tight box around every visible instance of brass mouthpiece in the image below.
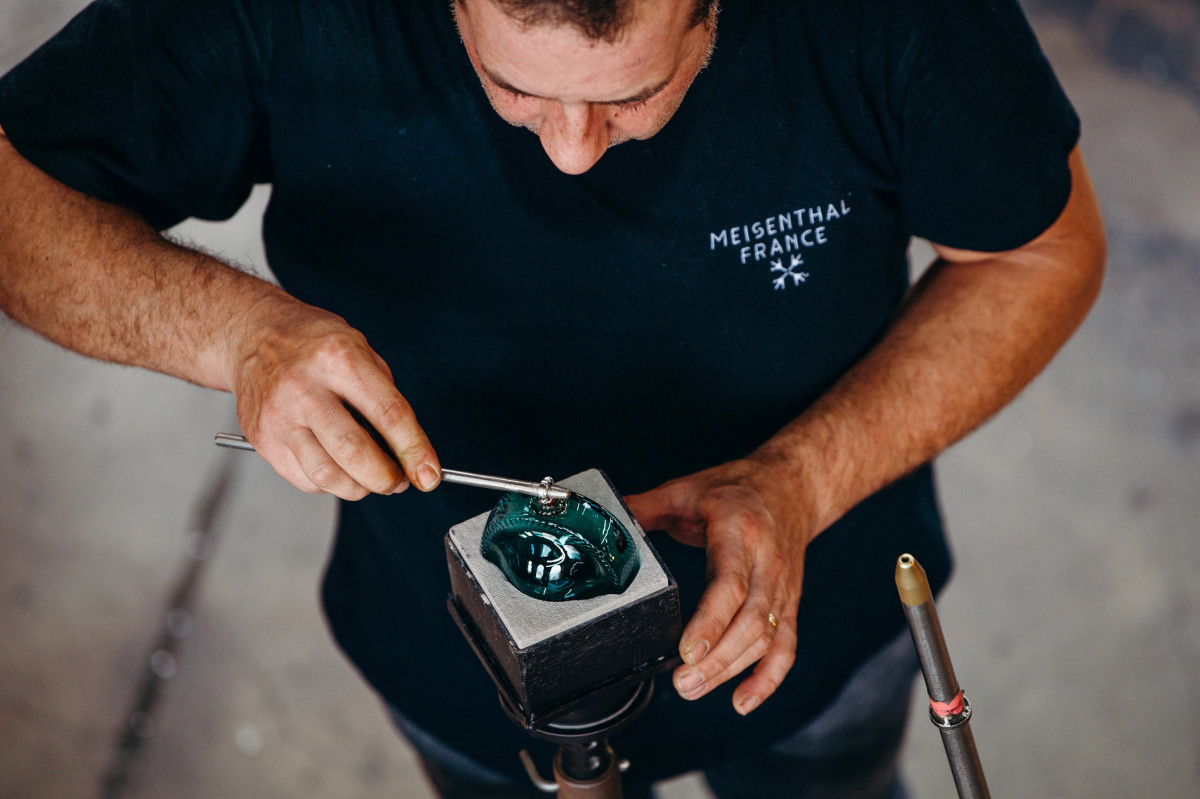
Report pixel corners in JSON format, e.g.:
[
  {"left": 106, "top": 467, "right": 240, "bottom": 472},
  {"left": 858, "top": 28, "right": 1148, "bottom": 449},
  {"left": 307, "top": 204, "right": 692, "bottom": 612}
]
[{"left": 895, "top": 553, "right": 932, "bottom": 607}]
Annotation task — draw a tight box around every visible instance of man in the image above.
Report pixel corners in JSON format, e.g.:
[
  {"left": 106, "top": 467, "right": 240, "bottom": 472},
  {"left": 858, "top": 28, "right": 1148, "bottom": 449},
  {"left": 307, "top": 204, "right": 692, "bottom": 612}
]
[{"left": 0, "top": 0, "right": 1104, "bottom": 796}]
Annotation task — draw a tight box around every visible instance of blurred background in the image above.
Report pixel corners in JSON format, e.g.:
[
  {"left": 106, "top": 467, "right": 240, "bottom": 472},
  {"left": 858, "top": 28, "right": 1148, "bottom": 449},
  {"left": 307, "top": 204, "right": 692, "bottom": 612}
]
[{"left": 1, "top": 0, "right": 1197, "bottom": 797}]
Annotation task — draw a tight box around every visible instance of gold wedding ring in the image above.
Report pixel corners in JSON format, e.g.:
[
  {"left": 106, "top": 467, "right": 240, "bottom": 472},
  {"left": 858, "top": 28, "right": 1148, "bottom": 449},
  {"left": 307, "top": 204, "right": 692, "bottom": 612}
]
[{"left": 767, "top": 612, "right": 779, "bottom": 629}]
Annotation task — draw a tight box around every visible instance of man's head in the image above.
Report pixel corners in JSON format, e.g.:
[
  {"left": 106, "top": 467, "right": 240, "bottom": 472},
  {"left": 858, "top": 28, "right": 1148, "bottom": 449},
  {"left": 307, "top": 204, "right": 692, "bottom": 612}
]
[
  {"left": 454, "top": 0, "right": 718, "bottom": 174},
  {"left": 485, "top": 0, "right": 717, "bottom": 43}
]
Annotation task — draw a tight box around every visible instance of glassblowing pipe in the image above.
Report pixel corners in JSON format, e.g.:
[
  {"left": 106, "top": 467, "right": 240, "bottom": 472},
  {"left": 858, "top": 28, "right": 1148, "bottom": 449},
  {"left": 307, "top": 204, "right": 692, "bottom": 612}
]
[{"left": 895, "top": 554, "right": 991, "bottom": 799}]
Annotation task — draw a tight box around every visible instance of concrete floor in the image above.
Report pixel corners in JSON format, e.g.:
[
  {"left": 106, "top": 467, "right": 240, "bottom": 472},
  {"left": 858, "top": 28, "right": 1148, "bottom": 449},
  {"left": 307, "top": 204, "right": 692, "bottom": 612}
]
[{"left": 1, "top": 2, "right": 1198, "bottom": 797}]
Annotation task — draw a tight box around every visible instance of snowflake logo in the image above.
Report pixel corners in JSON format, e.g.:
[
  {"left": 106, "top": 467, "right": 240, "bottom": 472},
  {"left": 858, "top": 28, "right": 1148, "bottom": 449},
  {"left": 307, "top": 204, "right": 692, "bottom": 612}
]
[{"left": 771, "top": 254, "right": 810, "bottom": 290}]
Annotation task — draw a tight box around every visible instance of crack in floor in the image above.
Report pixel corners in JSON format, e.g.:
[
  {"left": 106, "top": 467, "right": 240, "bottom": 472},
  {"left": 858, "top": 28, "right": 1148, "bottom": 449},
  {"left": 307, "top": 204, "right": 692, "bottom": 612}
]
[{"left": 97, "top": 455, "right": 240, "bottom": 799}]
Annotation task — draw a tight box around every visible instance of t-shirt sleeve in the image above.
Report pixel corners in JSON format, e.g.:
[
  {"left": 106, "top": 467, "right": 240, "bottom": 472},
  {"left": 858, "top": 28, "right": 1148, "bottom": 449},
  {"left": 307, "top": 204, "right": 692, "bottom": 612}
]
[
  {"left": 0, "top": 0, "right": 270, "bottom": 230},
  {"left": 891, "top": 0, "right": 1080, "bottom": 252}
]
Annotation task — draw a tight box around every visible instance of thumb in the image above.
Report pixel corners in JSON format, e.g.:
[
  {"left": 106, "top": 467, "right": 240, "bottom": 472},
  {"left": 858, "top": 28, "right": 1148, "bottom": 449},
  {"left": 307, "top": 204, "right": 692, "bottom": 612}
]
[
  {"left": 623, "top": 480, "right": 707, "bottom": 547},
  {"left": 623, "top": 487, "right": 670, "bottom": 532}
]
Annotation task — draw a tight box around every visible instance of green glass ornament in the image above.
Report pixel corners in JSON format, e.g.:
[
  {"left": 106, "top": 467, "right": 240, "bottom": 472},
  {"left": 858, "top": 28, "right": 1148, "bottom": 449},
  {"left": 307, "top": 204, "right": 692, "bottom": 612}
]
[{"left": 480, "top": 491, "right": 640, "bottom": 601}]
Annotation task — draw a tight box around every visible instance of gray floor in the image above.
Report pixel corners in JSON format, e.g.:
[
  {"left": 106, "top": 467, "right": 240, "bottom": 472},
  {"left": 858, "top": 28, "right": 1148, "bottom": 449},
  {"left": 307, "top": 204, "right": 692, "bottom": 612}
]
[{"left": 2, "top": 2, "right": 1198, "bottom": 798}]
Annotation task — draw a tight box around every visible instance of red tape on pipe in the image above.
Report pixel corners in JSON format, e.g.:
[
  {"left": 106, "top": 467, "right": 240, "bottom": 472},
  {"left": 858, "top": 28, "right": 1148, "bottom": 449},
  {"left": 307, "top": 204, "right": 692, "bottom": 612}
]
[{"left": 929, "top": 690, "right": 965, "bottom": 717}]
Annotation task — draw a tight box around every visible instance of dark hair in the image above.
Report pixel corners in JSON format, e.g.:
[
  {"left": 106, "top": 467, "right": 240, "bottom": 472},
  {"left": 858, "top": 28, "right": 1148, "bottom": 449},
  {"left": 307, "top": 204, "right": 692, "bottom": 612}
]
[{"left": 480, "top": 0, "right": 718, "bottom": 43}]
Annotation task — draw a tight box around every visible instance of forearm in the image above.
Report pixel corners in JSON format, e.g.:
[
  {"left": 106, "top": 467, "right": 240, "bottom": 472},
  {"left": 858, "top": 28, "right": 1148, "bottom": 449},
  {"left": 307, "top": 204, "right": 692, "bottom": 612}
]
[
  {"left": 0, "top": 131, "right": 439, "bottom": 498},
  {"left": 767, "top": 253, "right": 1099, "bottom": 533},
  {"left": 756, "top": 148, "right": 1106, "bottom": 537},
  {"left": 0, "top": 131, "right": 291, "bottom": 391}
]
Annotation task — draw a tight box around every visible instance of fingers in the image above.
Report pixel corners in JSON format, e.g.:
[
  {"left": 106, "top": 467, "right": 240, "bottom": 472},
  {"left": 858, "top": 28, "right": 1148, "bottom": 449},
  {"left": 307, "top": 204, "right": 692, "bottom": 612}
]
[
  {"left": 731, "top": 621, "right": 797, "bottom": 715},
  {"left": 674, "top": 600, "right": 797, "bottom": 714},
  {"left": 369, "top": 395, "right": 441, "bottom": 492},
  {"left": 334, "top": 360, "right": 440, "bottom": 492},
  {"left": 308, "top": 404, "right": 409, "bottom": 497},
  {"left": 667, "top": 494, "right": 804, "bottom": 714},
  {"left": 673, "top": 574, "right": 787, "bottom": 695},
  {"left": 250, "top": 404, "right": 403, "bottom": 500},
  {"left": 234, "top": 308, "right": 439, "bottom": 499},
  {"left": 253, "top": 433, "right": 324, "bottom": 495}
]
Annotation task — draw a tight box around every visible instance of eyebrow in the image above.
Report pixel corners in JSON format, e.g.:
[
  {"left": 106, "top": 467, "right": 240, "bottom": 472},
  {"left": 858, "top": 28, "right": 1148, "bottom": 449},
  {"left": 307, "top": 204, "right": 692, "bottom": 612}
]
[{"left": 480, "top": 62, "right": 675, "bottom": 106}]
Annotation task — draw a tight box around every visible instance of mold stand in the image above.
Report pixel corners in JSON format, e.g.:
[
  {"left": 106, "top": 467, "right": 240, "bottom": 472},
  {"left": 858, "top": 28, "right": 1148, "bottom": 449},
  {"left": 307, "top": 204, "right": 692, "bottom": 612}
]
[
  {"left": 446, "top": 470, "right": 683, "bottom": 798},
  {"left": 514, "top": 679, "right": 653, "bottom": 798}
]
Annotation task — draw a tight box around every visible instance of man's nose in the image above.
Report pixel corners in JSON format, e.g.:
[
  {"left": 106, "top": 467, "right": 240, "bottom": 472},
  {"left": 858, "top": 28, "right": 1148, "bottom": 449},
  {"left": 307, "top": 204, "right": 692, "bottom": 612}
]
[{"left": 538, "top": 102, "right": 609, "bottom": 175}]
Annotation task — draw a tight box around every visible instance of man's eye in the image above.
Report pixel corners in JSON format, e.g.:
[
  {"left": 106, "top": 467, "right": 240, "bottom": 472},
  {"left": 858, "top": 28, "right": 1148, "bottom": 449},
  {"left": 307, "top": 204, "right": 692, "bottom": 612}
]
[{"left": 495, "top": 84, "right": 532, "bottom": 102}]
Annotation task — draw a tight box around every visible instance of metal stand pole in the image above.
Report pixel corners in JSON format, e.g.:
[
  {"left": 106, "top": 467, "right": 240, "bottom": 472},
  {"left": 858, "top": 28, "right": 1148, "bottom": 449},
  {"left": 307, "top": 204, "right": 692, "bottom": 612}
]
[
  {"left": 509, "top": 680, "right": 650, "bottom": 798},
  {"left": 518, "top": 739, "right": 628, "bottom": 798},
  {"left": 895, "top": 554, "right": 991, "bottom": 799}
]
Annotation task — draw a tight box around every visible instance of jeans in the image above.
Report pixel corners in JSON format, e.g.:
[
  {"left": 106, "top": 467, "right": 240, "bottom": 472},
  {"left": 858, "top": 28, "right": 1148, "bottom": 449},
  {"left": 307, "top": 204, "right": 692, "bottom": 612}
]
[{"left": 391, "top": 632, "right": 920, "bottom": 799}]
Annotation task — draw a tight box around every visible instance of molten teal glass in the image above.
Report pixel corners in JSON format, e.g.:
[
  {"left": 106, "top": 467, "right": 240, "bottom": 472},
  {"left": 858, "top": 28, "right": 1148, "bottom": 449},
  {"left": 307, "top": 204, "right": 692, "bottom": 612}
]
[{"left": 480, "top": 491, "right": 640, "bottom": 601}]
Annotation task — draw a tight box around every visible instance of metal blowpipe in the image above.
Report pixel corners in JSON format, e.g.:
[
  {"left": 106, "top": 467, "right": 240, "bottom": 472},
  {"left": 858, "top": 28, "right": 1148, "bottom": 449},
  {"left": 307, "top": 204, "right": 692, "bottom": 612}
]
[
  {"left": 895, "top": 554, "right": 991, "bottom": 799},
  {"left": 213, "top": 433, "right": 571, "bottom": 501}
]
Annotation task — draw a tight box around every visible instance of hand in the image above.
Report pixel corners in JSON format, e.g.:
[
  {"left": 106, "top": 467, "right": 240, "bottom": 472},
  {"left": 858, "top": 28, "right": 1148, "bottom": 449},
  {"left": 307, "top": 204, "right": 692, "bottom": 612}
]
[
  {"left": 228, "top": 295, "right": 440, "bottom": 500},
  {"left": 624, "top": 455, "right": 816, "bottom": 715}
]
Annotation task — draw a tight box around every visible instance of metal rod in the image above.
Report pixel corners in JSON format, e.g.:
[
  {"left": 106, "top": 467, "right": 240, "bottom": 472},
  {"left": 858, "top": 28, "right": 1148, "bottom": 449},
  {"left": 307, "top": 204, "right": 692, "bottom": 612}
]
[
  {"left": 895, "top": 553, "right": 991, "bottom": 799},
  {"left": 439, "top": 469, "right": 570, "bottom": 500},
  {"left": 213, "top": 433, "right": 570, "bottom": 500},
  {"left": 213, "top": 433, "right": 256, "bottom": 452}
]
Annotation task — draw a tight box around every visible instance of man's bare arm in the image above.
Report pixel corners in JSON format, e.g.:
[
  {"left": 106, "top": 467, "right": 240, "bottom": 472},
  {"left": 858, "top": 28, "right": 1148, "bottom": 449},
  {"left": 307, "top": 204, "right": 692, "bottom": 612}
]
[
  {"left": 780, "top": 144, "right": 1105, "bottom": 532},
  {"left": 0, "top": 129, "right": 441, "bottom": 498},
  {"left": 626, "top": 144, "right": 1106, "bottom": 713}
]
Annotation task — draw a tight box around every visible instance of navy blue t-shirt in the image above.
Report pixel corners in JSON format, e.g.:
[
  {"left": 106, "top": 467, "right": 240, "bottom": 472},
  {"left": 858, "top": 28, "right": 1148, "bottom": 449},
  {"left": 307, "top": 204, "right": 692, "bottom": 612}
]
[{"left": 0, "top": 0, "right": 1077, "bottom": 781}]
